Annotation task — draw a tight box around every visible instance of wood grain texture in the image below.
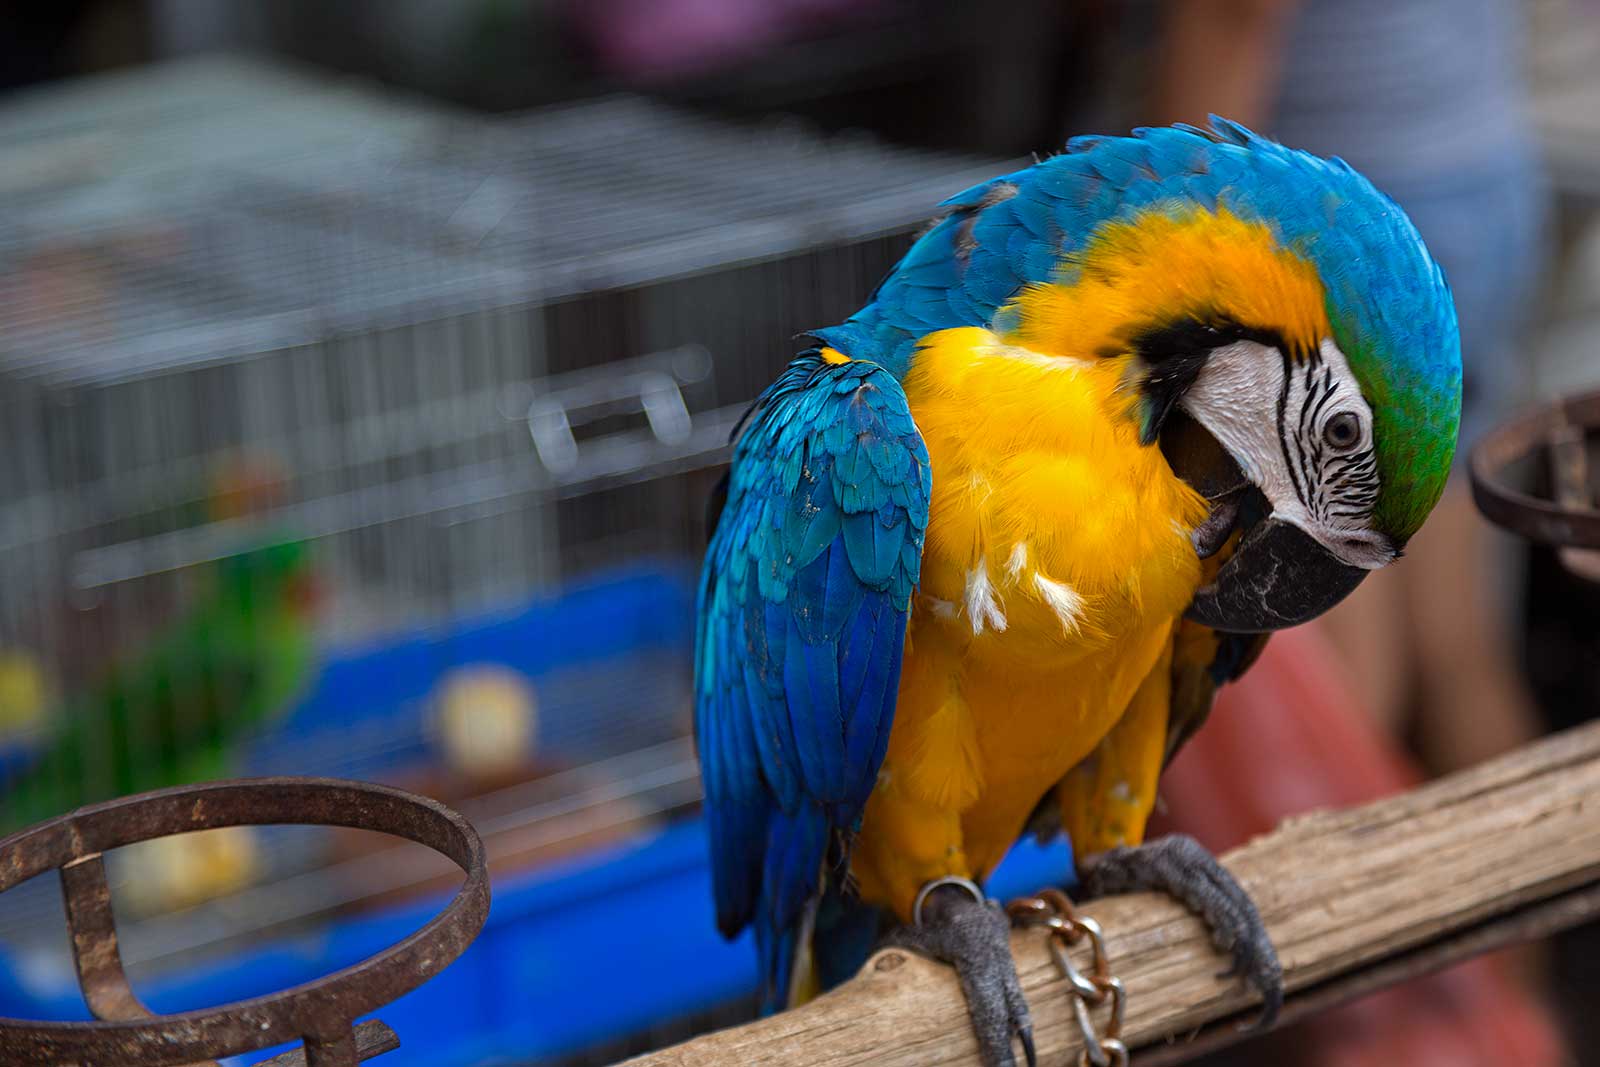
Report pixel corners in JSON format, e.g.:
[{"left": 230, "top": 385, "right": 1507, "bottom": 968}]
[{"left": 625, "top": 720, "right": 1600, "bottom": 1066}]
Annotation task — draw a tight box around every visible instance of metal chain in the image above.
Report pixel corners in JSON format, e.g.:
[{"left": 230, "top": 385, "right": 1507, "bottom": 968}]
[{"left": 1007, "top": 889, "right": 1129, "bottom": 1067}]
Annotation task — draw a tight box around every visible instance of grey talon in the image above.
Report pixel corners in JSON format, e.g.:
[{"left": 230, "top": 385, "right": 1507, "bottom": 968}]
[
  {"left": 1018, "top": 1024, "right": 1037, "bottom": 1067},
  {"left": 888, "top": 882, "right": 1035, "bottom": 1067},
  {"left": 1080, "top": 833, "right": 1284, "bottom": 1031}
]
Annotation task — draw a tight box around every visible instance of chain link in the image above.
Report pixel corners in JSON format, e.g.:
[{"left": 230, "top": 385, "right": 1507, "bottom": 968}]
[{"left": 1007, "top": 889, "right": 1128, "bottom": 1067}]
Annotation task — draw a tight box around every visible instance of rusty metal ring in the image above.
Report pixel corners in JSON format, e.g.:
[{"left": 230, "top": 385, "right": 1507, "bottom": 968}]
[
  {"left": 1097, "top": 976, "right": 1126, "bottom": 1039},
  {"left": 0, "top": 776, "right": 490, "bottom": 1067},
  {"left": 1033, "top": 887, "right": 1077, "bottom": 916},
  {"left": 1044, "top": 934, "right": 1101, "bottom": 998},
  {"left": 1078, "top": 1038, "right": 1129, "bottom": 1067},
  {"left": 1470, "top": 387, "right": 1600, "bottom": 549},
  {"left": 1005, "top": 897, "right": 1053, "bottom": 923}
]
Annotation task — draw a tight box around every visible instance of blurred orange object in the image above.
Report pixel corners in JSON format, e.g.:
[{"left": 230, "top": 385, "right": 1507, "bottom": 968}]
[
  {"left": 208, "top": 451, "right": 289, "bottom": 522},
  {"left": 1149, "top": 623, "right": 1566, "bottom": 1067}
]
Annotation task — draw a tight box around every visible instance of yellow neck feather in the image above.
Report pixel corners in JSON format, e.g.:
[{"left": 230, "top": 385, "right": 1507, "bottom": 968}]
[
  {"left": 904, "top": 328, "right": 1139, "bottom": 458},
  {"left": 999, "top": 206, "right": 1329, "bottom": 364},
  {"left": 903, "top": 326, "right": 1209, "bottom": 617}
]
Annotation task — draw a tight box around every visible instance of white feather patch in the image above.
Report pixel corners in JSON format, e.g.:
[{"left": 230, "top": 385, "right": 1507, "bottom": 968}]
[
  {"left": 1033, "top": 573, "right": 1086, "bottom": 635},
  {"left": 965, "top": 560, "right": 1007, "bottom": 634},
  {"left": 1005, "top": 542, "right": 1029, "bottom": 580},
  {"left": 986, "top": 341, "right": 1094, "bottom": 372},
  {"left": 919, "top": 594, "right": 958, "bottom": 619}
]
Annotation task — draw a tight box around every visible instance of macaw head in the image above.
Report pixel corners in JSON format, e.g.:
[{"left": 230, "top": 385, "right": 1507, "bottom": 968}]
[{"left": 1003, "top": 119, "right": 1462, "bottom": 631}]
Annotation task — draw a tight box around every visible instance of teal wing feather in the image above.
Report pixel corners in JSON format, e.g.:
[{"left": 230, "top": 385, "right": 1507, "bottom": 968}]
[{"left": 695, "top": 351, "right": 929, "bottom": 1010}]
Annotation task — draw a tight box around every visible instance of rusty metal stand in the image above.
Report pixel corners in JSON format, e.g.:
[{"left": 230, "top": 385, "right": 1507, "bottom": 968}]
[
  {"left": 1472, "top": 386, "right": 1600, "bottom": 561},
  {"left": 0, "top": 778, "right": 490, "bottom": 1067}
]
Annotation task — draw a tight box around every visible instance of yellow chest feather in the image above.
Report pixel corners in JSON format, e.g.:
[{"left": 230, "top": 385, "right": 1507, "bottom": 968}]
[
  {"left": 876, "top": 327, "right": 1208, "bottom": 869},
  {"left": 903, "top": 327, "right": 1208, "bottom": 664},
  {"left": 847, "top": 206, "right": 1329, "bottom": 913}
]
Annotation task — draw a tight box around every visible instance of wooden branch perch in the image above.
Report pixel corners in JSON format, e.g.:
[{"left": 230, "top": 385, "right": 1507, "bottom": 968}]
[{"left": 626, "top": 720, "right": 1600, "bottom": 1066}]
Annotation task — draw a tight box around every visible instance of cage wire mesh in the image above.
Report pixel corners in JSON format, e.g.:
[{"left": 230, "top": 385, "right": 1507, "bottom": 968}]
[{"left": 0, "top": 56, "right": 1010, "bottom": 1002}]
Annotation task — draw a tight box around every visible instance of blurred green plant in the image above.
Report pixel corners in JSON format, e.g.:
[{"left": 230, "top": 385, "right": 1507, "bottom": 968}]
[{"left": 1, "top": 538, "right": 321, "bottom": 833}]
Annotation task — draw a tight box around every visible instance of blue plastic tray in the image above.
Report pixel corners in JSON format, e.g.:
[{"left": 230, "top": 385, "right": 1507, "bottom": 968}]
[
  {"left": 0, "top": 816, "right": 1071, "bottom": 1065},
  {"left": 0, "top": 563, "right": 1074, "bottom": 1064}
]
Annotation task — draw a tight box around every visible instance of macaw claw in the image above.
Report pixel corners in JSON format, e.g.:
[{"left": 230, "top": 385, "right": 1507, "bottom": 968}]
[
  {"left": 887, "top": 882, "right": 1036, "bottom": 1067},
  {"left": 1080, "top": 833, "right": 1283, "bottom": 1030}
]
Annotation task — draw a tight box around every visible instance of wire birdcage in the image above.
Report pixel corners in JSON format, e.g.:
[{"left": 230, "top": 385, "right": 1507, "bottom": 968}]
[{"left": 0, "top": 57, "right": 1010, "bottom": 1007}]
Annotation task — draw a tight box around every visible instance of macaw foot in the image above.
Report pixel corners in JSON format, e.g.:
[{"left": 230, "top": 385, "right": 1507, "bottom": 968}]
[
  {"left": 887, "top": 877, "right": 1036, "bottom": 1067},
  {"left": 1080, "top": 833, "right": 1283, "bottom": 1029}
]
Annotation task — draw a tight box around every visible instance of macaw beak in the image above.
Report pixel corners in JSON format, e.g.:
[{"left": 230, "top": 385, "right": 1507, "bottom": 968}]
[
  {"left": 1184, "top": 517, "right": 1367, "bottom": 632},
  {"left": 1160, "top": 410, "right": 1368, "bottom": 632}
]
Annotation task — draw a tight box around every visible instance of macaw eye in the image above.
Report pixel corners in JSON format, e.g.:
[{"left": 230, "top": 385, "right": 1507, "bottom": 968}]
[{"left": 1323, "top": 412, "right": 1362, "bottom": 450}]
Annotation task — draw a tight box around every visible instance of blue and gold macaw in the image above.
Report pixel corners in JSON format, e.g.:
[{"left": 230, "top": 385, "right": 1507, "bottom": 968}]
[{"left": 696, "top": 120, "right": 1460, "bottom": 1065}]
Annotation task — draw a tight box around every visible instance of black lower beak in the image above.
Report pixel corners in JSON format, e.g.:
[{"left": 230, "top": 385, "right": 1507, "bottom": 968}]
[{"left": 1185, "top": 517, "right": 1367, "bottom": 632}]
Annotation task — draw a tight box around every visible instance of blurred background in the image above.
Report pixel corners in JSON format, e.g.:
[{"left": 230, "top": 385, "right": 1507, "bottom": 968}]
[{"left": 0, "top": 1, "right": 1596, "bottom": 1065}]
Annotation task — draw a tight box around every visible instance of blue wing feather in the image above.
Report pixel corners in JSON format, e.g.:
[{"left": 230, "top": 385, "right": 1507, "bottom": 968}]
[
  {"left": 695, "top": 352, "right": 929, "bottom": 1009},
  {"left": 783, "top": 609, "right": 846, "bottom": 801}
]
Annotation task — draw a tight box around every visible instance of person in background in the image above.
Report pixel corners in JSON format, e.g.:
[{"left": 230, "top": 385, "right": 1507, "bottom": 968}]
[{"left": 1149, "top": 0, "right": 1550, "bottom": 783}]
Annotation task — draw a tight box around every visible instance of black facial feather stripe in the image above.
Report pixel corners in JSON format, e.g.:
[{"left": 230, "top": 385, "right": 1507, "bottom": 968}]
[
  {"left": 1281, "top": 356, "right": 1379, "bottom": 524},
  {"left": 1129, "top": 315, "right": 1296, "bottom": 364},
  {"left": 1278, "top": 347, "right": 1311, "bottom": 511},
  {"left": 1292, "top": 363, "right": 1318, "bottom": 518},
  {"left": 1129, "top": 315, "right": 1314, "bottom": 446},
  {"left": 1307, "top": 366, "right": 1338, "bottom": 428},
  {"left": 1327, "top": 452, "right": 1376, "bottom": 476}
]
